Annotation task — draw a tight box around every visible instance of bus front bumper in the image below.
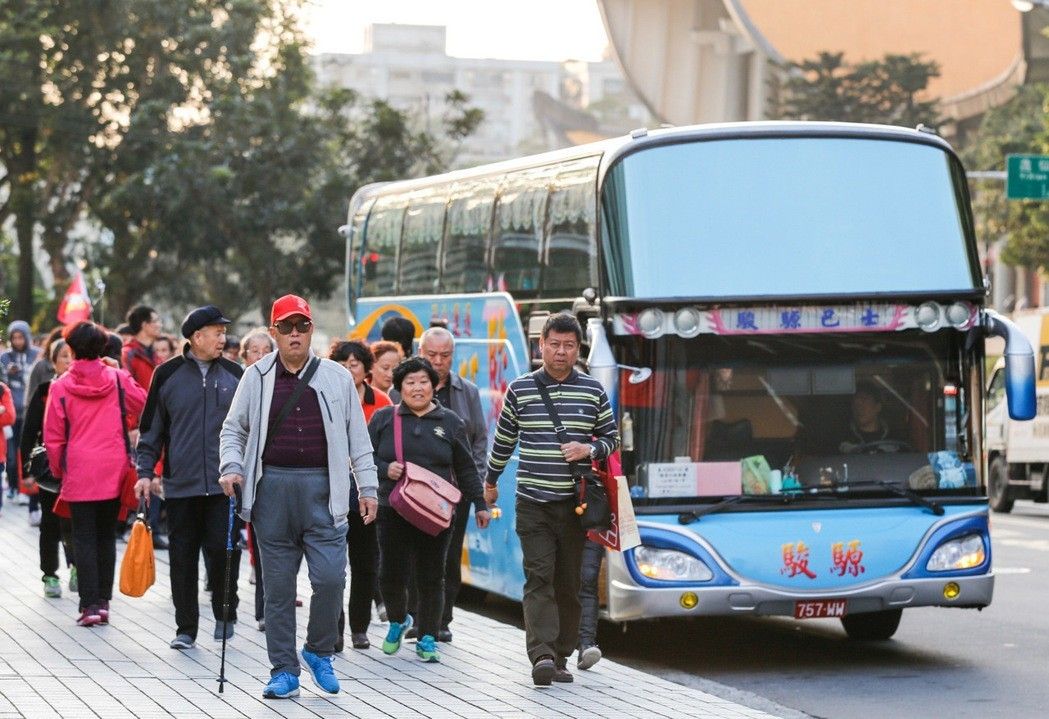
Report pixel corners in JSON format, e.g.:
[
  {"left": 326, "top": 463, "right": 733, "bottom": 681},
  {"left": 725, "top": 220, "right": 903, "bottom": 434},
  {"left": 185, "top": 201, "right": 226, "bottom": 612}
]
[{"left": 605, "top": 563, "right": 994, "bottom": 622}]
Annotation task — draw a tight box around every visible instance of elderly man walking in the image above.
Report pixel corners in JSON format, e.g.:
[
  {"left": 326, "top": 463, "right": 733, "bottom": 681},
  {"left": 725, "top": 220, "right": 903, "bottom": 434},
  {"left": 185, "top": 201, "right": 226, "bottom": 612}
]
[
  {"left": 135, "top": 306, "right": 243, "bottom": 649},
  {"left": 219, "top": 294, "right": 378, "bottom": 699},
  {"left": 484, "top": 312, "right": 619, "bottom": 686},
  {"left": 417, "top": 326, "right": 488, "bottom": 642}
]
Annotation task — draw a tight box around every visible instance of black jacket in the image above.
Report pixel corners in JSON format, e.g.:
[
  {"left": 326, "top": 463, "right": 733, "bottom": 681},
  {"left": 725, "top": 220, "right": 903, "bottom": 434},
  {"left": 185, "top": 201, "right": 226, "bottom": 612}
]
[
  {"left": 136, "top": 348, "right": 243, "bottom": 498},
  {"left": 368, "top": 402, "right": 485, "bottom": 515}
]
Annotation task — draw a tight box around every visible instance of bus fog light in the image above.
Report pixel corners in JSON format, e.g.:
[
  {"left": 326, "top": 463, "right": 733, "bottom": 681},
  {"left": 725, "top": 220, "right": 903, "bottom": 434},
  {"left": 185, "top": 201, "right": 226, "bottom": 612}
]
[
  {"left": 926, "top": 534, "right": 985, "bottom": 571},
  {"left": 674, "top": 307, "right": 702, "bottom": 338},
  {"left": 680, "top": 592, "right": 699, "bottom": 609},
  {"left": 943, "top": 582, "right": 960, "bottom": 600},
  {"left": 945, "top": 301, "right": 973, "bottom": 329},
  {"left": 638, "top": 309, "right": 665, "bottom": 338},
  {"left": 633, "top": 546, "right": 713, "bottom": 581},
  {"left": 915, "top": 301, "right": 942, "bottom": 332}
]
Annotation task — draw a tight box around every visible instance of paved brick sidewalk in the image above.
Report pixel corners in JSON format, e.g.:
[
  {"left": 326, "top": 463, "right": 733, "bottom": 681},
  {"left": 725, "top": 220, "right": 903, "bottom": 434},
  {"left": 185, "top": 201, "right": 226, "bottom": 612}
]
[{"left": 0, "top": 503, "right": 781, "bottom": 718}]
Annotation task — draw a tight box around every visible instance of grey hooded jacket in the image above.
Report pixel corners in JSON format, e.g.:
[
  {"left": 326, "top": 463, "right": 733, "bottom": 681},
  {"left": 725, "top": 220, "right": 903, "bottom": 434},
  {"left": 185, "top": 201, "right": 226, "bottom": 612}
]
[{"left": 219, "top": 350, "right": 378, "bottom": 526}]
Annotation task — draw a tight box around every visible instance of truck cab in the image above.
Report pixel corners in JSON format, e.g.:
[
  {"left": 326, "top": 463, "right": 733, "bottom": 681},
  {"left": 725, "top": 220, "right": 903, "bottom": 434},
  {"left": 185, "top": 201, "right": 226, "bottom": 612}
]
[{"left": 986, "top": 310, "right": 1049, "bottom": 512}]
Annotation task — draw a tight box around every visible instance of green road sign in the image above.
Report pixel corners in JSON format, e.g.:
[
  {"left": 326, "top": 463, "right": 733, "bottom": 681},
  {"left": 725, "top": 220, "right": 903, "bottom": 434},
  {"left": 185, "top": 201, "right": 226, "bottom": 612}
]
[{"left": 1007, "top": 154, "right": 1049, "bottom": 199}]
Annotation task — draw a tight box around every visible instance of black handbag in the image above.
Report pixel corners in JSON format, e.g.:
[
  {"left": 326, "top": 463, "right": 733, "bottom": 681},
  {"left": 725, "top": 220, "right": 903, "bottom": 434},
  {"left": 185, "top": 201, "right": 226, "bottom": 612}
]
[
  {"left": 24, "top": 445, "right": 61, "bottom": 494},
  {"left": 533, "top": 374, "right": 611, "bottom": 531},
  {"left": 23, "top": 396, "right": 67, "bottom": 494}
]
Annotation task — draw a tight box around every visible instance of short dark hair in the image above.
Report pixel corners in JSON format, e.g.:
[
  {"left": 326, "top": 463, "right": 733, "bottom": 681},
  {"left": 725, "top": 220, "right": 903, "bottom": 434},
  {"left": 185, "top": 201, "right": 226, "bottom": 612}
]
[
  {"left": 103, "top": 333, "right": 124, "bottom": 365},
  {"left": 125, "top": 305, "right": 156, "bottom": 335},
  {"left": 392, "top": 356, "right": 439, "bottom": 393},
  {"left": 115, "top": 323, "right": 133, "bottom": 336},
  {"left": 224, "top": 335, "right": 240, "bottom": 352},
  {"left": 155, "top": 334, "right": 177, "bottom": 356},
  {"left": 330, "top": 339, "right": 373, "bottom": 373},
  {"left": 541, "top": 311, "right": 583, "bottom": 343},
  {"left": 381, "top": 316, "right": 416, "bottom": 358},
  {"left": 63, "top": 321, "right": 107, "bottom": 360}
]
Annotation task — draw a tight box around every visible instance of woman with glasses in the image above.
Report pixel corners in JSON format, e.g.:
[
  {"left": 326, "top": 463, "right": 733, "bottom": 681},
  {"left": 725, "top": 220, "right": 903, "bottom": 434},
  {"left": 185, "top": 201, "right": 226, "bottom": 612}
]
[{"left": 329, "top": 339, "right": 391, "bottom": 650}]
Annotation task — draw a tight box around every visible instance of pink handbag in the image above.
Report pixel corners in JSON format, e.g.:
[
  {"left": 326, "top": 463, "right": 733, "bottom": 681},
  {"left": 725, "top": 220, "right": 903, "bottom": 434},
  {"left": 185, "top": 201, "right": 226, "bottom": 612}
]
[{"left": 389, "top": 407, "right": 462, "bottom": 536}]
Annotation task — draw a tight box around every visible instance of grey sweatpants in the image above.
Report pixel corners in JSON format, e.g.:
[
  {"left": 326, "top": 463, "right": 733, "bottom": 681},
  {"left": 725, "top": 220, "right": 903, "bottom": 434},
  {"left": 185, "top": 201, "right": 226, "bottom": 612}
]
[{"left": 253, "top": 466, "right": 347, "bottom": 677}]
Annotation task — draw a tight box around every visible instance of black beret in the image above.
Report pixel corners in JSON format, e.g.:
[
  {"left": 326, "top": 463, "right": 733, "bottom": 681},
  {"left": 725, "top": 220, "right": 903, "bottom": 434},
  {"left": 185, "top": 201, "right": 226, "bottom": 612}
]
[{"left": 181, "top": 305, "right": 231, "bottom": 339}]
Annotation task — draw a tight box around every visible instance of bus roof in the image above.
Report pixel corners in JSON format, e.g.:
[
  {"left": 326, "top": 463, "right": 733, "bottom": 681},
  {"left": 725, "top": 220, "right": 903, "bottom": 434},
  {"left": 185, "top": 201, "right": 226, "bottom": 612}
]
[{"left": 348, "top": 121, "right": 956, "bottom": 206}]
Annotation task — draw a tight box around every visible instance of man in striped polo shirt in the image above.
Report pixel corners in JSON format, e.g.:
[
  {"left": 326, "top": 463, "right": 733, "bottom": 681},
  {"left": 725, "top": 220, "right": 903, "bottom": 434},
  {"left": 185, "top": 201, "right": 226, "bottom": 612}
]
[{"left": 483, "top": 312, "right": 619, "bottom": 686}]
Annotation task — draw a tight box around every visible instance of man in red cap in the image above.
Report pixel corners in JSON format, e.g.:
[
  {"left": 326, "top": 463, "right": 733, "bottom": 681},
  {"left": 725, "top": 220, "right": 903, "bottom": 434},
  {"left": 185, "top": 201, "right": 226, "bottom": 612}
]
[{"left": 219, "top": 294, "right": 378, "bottom": 699}]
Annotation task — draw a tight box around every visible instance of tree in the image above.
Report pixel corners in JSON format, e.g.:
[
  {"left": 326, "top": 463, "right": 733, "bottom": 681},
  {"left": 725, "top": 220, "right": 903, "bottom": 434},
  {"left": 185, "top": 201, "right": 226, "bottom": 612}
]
[
  {"left": 958, "top": 84, "right": 1048, "bottom": 272},
  {"left": 771, "top": 51, "right": 941, "bottom": 127},
  {"left": 0, "top": 0, "right": 270, "bottom": 321},
  {"left": 104, "top": 3, "right": 483, "bottom": 320}
]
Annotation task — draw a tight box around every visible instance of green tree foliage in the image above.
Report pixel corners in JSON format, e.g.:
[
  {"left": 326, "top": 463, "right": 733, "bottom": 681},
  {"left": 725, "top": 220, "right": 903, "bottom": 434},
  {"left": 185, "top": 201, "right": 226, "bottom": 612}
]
[
  {"left": 959, "top": 84, "right": 1048, "bottom": 269},
  {"left": 772, "top": 51, "right": 941, "bottom": 127},
  {"left": 1, "top": 0, "right": 482, "bottom": 325}
]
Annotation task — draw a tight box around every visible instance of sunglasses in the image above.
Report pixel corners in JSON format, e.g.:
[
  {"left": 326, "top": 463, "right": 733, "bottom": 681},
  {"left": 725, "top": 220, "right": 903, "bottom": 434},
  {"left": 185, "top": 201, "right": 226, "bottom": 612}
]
[{"left": 273, "top": 319, "right": 312, "bottom": 335}]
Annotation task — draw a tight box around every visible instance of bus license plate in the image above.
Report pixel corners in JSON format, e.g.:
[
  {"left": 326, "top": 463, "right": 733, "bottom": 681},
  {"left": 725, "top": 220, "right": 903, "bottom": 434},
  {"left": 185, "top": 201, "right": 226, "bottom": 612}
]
[{"left": 794, "top": 599, "right": 847, "bottom": 619}]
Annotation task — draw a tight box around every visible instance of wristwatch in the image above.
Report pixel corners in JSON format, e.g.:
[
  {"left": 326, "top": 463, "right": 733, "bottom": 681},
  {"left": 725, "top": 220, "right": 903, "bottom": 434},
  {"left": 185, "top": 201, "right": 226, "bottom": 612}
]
[{"left": 588, "top": 444, "right": 598, "bottom": 460}]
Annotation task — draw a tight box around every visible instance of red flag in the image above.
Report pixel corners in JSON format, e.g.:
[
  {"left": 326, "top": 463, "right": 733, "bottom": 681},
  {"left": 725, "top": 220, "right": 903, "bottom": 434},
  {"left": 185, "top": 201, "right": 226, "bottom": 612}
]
[{"left": 57, "top": 271, "right": 93, "bottom": 325}]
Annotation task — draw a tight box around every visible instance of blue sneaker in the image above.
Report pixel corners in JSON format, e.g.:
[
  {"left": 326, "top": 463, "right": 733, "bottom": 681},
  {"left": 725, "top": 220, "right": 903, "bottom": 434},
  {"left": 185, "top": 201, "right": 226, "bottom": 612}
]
[
  {"left": 416, "top": 634, "right": 440, "bottom": 663},
  {"left": 382, "top": 614, "right": 413, "bottom": 655},
  {"left": 300, "top": 648, "right": 340, "bottom": 694},
  {"left": 262, "top": 672, "right": 300, "bottom": 699}
]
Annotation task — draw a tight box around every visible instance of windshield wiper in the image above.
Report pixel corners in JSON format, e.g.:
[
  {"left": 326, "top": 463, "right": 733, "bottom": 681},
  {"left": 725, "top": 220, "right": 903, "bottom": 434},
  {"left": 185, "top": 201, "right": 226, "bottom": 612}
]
[
  {"left": 793, "top": 480, "right": 945, "bottom": 515},
  {"left": 677, "top": 495, "right": 778, "bottom": 524}
]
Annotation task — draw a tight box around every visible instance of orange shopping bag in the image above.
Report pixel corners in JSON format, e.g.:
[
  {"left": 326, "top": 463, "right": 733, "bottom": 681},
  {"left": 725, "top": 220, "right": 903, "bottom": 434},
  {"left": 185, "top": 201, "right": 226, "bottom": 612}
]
[{"left": 119, "top": 504, "right": 155, "bottom": 597}]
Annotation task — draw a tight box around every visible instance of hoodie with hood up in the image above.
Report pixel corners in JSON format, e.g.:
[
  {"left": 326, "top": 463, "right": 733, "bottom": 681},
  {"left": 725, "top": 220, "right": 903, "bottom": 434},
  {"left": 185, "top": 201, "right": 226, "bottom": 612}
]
[
  {"left": 44, "top": 359, "right": 146, "bottom": 502},
  {"left": 1, "top": 320, "right": 41, "bottom": 410}
]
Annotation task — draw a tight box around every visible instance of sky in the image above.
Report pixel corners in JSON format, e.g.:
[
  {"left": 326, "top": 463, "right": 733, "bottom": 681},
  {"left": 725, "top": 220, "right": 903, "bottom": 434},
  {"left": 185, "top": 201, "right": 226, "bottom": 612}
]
[{"left": 300, "top": 0, "right": 610, "bottom": 62}]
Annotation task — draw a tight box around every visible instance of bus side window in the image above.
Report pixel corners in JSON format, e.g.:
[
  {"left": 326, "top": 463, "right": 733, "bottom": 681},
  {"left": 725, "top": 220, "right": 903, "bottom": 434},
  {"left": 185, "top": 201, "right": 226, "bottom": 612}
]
[
  {"left": 362, "top": 197, "right": 406, "bottom": 297},
  {"left": 543, "top": 158, "right": 599, "bottom": 296},
  {"left": 491, "top": 168, "right": 553, "bottom": 296},
  {"left": 347, "top": 198, "right": 373, "bottom": 304},
  {"left": 399, "top": 191, "right": 447, "bottom": 295},
  {"left": 443, "top": 182, "right": 495, "bottom": 293}
]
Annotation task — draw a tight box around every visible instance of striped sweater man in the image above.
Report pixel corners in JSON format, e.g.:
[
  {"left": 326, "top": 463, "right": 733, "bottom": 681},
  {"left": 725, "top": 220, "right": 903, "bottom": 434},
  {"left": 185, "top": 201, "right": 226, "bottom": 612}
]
[{"left": 486, "top": 369, "right": 619, "bottom": 502}]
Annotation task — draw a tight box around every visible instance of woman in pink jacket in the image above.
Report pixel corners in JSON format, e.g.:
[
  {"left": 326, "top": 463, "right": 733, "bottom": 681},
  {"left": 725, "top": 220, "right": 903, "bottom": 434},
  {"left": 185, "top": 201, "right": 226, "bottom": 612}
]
[{"left": 45, "top": 322, "right": 146, "bottom": 627}]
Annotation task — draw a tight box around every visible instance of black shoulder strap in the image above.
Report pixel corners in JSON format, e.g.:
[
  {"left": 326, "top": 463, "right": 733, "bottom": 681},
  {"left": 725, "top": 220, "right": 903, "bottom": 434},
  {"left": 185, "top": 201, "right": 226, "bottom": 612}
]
[
  {"left": 264, "top": 357, "right": 321, "bottom": 454},
  {"left": 116, "top": 377, "right": 133, "bottom": 461},
  {"left": 533, "top": 372, "right": 586, "bottom": 479}
]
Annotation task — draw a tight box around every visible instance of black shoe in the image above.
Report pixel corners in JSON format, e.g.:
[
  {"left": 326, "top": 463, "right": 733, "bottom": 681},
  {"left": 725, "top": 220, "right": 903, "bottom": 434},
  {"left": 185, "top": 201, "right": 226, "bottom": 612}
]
[
  {"left": 334, "top": 635, "right": 344, "bottom": 653},
  {"left": 531, "top": 656, "right": 555, "bottom": 686},
  {"left": 553, "top": 657, "right": 573, "bottom": 682},
  {"left": 437, "top": 628, "right": 452, "bottom": 643},
  {"left": 351, "top": 633, "right": 370, "bottom": 649}
]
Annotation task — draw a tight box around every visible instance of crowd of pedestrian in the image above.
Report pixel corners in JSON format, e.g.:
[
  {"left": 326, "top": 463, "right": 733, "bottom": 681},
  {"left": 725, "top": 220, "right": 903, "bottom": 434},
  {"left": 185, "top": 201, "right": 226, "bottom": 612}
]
[{"left": 1, "top": 296, "right": 617, "bottom": 698}]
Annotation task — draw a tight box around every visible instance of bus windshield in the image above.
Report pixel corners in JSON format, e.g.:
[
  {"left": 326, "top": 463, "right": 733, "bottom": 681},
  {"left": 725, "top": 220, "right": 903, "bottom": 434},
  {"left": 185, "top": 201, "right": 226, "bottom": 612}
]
[
  {"left": 617, "top": 330, "right": 979, "bottom": 504},
  {"left": 601, "top": 137, "right": 978, "bottom": 299}
]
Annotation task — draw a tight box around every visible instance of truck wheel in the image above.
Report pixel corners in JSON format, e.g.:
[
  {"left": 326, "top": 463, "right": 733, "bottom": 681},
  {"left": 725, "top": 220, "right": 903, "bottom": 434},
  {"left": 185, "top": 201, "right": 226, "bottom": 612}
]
[
  {"left": 988, "top": 457, "right": 1014, "bottom": 514},
  {"left": 840, "top": 609, "right": 902, "bottom": 640}
]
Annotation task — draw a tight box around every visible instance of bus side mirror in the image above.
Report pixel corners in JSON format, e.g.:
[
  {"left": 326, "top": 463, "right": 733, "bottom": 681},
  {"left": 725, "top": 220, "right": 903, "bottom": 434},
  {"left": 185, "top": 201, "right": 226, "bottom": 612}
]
[{"left": 983, "top": 310, "right": 1036, "bottom": 420}]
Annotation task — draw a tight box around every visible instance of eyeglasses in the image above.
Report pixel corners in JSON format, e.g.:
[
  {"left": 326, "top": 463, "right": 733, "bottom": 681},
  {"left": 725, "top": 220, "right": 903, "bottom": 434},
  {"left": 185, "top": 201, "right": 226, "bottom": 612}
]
[{"left": 273, "top": 319, "right": 312, "bottom": 335}]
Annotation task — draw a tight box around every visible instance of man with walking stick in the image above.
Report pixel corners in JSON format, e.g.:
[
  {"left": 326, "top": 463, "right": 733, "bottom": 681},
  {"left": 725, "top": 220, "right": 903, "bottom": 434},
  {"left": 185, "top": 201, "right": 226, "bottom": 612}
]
[
  {"left": 219, "top": 295, "right": 378, "bottom": 699},
  {"left": 135, "top": 306, "right": 244, "bottom": 649},
  {"left": 217, "top": 494, "right": 236, "bottom": 692}
]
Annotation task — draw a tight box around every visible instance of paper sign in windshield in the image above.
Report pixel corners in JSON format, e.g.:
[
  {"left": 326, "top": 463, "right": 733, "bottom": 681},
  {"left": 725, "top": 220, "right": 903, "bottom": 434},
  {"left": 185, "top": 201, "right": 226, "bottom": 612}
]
[{"left": 646, "top": 462, "right": 742, "bottom": 497}]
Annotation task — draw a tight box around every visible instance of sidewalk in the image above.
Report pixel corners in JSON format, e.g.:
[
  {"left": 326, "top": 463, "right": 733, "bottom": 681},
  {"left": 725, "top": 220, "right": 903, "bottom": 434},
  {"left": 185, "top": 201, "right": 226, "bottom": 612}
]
[{"left": 0, "top": 502, "right": 782, "bottom": 719}]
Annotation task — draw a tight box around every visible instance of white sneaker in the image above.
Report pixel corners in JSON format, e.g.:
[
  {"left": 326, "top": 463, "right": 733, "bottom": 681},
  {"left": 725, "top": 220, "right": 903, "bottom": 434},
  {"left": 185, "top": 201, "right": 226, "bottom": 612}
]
[
  {"left": 29, "top": 509, "right": 42, "bottom": 526},
  {"left": 16, "top": 493, "right": 30, "bottom": 506},
  {"left": 577, "top": 645, "right": 602, "bottom": 670}
]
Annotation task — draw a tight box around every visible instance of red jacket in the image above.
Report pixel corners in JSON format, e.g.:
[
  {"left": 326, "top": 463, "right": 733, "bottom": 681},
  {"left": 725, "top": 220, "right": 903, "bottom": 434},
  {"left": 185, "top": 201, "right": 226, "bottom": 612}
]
[
  {"left": 0, "top": 382, "right": 14, "bottom": 464},
  {"left": 44, "top": 360, "right": 146, "bottom": 502},
  {"left": 122, "top": 338, "right": 158, "bottom": 391}
]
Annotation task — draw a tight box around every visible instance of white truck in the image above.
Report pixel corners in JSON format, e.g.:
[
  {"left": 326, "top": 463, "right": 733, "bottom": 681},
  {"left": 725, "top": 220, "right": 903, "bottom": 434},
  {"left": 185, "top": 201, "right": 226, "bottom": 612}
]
[{"left": 986, "top": 310, "right": 1049, "bottom": 512}]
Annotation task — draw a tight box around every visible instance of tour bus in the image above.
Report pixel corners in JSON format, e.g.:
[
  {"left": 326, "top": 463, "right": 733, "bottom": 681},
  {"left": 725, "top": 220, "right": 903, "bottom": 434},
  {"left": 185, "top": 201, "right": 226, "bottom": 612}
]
[{"left": 342, "top": 122, "right": 1035, "bottom": 640}]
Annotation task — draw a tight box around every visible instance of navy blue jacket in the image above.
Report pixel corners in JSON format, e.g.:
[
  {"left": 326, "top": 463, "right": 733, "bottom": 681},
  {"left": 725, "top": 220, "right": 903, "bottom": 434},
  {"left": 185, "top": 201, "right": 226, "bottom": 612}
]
[{"left": 136, "top": 348, "right": 243, "bottom": 498}]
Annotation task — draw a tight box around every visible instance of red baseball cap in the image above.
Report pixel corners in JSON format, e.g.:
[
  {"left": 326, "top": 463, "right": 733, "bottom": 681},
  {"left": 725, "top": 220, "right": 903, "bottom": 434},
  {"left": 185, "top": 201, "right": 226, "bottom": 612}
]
[{"left": 271, "top": 294, "right": 312, "bottom": 324}]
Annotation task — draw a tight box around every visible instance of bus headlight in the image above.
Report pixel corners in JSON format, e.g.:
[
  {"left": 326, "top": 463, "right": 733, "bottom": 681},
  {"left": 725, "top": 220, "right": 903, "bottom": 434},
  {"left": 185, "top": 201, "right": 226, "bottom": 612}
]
[
  {"left": 674, "top": 307, "right": 702, "bottom": 338},
  {"left": 633, "top": 546, "right": 713, "bottom": 581},
  {"left": 945, "top": 301, "right": 974, "bottom": 329},
  {"left": 639, "top": 309, "right": 665, "bottom": 339},
  {"left": 926, "top": 534, "right": 986, "bottom": 571},
  {"left": 915, "top": 301, "right": 942, "bottom": 332}
]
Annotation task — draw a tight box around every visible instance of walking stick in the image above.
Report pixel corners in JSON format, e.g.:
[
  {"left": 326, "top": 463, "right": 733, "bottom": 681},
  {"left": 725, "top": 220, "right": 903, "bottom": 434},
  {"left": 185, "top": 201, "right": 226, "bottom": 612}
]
[{"left": 218, "top": 493, "right": 236, "bottom": 693}]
